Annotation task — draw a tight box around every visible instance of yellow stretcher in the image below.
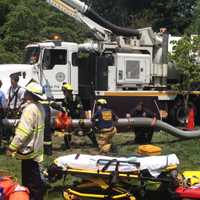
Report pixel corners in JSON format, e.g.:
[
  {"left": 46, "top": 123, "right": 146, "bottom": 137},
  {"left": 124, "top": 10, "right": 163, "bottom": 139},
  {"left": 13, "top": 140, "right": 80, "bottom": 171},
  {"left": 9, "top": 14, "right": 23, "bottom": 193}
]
[{"left": 47, "top": 154, "right": 179, "bottom": 200}]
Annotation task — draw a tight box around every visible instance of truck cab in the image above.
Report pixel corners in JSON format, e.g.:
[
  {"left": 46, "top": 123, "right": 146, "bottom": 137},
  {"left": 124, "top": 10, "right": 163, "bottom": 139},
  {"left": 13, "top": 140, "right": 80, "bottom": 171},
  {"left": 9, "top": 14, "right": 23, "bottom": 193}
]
[
  {"left": 24, "top": 40, "right": 79, "bottom": 99},
  {"left": 0, "top": 40, "right": 79, "bottom": 101}
]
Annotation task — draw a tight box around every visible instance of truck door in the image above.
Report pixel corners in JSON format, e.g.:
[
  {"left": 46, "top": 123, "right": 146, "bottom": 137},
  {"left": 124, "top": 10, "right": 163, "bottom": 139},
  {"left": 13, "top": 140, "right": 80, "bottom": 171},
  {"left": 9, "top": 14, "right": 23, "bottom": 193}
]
[{"left": 41, "top": 48, "right": 69, "bottom": 99}]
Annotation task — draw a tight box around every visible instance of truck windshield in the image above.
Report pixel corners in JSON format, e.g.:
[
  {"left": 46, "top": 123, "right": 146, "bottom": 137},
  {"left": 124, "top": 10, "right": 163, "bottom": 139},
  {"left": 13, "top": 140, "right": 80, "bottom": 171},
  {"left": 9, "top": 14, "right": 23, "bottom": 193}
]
[{"left": 23, "top": 47, "right": 40, "bottom": 64}]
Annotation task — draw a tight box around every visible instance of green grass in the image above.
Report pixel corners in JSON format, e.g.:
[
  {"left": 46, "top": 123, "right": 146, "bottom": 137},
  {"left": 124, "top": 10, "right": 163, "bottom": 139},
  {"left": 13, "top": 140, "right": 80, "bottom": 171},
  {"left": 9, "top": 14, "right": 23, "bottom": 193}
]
[{"left": 1, "top": 131, "right": 200, "bottom": 199}]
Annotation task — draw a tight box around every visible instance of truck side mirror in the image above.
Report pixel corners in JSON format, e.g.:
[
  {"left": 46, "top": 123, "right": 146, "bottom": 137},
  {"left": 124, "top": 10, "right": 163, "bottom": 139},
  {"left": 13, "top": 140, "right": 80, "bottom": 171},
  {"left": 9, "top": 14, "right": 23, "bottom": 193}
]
[{"left": 22, "top": 72, "right": 26, "bottom": 79}]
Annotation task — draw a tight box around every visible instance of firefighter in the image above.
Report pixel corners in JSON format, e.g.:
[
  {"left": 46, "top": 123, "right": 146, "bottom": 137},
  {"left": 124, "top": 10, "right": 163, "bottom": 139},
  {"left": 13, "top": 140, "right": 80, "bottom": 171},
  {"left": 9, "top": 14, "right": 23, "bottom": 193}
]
[
  {"left": 92, "top": 99, "right": 118, "bottom": 153},
  {"left": 7, "top": 81, "right": 46, "bottom": 200},
  {"left": 62, "top": 83, "right": 84, "bottom": 119},
  {"left": 62, "top": 83, "right": 85, "bottom": 148},
  {"left": 130, "top": 101, "right": 157, "bottom": 144}
]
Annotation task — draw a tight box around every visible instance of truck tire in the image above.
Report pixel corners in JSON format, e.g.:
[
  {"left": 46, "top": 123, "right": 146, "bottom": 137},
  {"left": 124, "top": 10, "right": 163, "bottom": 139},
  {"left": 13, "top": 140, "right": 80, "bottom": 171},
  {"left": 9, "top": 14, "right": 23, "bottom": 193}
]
[
  {"left": 169, "top": 101, "right": 196, "bottom": 126},
  {"left": 175, "top": 106, "right": 187, "bottom": 126}
]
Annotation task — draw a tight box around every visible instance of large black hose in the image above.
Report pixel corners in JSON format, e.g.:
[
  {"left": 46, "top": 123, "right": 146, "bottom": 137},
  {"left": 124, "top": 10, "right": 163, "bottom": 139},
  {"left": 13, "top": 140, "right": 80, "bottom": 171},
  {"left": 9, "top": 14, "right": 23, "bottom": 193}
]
[
  {"left": 129, "top": 118, "right": 200, "bottom": 139},
  {"left": 61, "top": 0, "right": 140, "bottom": 37},
  {"left": 85, "top": 8, "right": 140, "bottom": 37},
  {"left": 3, "top": 117, "right": 200, "bottom": 139}
]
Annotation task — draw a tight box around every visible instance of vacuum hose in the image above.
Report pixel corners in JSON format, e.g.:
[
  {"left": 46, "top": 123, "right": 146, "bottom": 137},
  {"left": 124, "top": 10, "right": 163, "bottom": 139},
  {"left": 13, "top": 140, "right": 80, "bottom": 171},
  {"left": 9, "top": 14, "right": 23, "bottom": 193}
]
[
  {"left": 62, "top": 0, "right": 140, "bottom": 37},
  {"left": 3, "top": 117, "right": 200, "bottom": 139},
  {"left": 72, "top": 118, "right": 200, "bottom": 139},
  {"left": 85, "top": 8, "right": 140, "bottom": 37}
]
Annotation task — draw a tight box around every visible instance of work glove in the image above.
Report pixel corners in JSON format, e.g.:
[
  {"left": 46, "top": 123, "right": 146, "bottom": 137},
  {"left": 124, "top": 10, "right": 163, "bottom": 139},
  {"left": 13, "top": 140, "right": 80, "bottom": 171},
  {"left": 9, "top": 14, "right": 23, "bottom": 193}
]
[{"left": 6, "top": 147, "right": 16, "bottom": 158}]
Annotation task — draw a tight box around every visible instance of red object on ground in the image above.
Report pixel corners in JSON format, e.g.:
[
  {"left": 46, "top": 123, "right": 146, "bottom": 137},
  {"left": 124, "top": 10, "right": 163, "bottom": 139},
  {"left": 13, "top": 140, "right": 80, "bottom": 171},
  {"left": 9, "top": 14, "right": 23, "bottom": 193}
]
[
  {"left": 55, "top": 112, "right": 72, "bottom": 130},
  {"left": 186, "top": 108, "right": 195, "bottom": 129},
  {"left": 0, "top": 176, "right": 29, "bottom": 200},
  {"left": 176, "top": 186, "right": 200, "bottom": 199}
]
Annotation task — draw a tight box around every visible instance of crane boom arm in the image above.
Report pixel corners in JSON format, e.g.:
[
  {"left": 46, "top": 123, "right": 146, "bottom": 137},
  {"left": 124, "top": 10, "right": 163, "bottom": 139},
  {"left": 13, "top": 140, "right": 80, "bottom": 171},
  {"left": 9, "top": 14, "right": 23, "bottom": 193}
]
[
  {"left": 62, "top": 0, "right": 140, "bottom": 37},
  {"left": 46, "top": 0, "right": 111, "bottom": 41}
]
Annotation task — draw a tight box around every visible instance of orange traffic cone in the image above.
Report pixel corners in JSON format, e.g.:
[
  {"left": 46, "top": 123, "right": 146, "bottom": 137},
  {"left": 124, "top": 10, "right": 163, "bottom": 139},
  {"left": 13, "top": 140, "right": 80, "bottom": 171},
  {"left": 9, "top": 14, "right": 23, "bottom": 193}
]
[{"left": 186, "top": 107, "right": 195, "bottom": 129}]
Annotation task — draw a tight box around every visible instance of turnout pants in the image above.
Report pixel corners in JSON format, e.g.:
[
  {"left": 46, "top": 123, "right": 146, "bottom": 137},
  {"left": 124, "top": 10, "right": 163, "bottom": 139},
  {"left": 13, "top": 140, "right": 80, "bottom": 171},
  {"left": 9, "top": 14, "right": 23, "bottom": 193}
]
[
  {"left": 22, "top": 159, "right": 44, "bottom": 200},
  {"left": 43, "top": 104, "right": 52, "bottom": 155},
  {"left": 97, "top": 127, "right": 117, "bottom": 153}
]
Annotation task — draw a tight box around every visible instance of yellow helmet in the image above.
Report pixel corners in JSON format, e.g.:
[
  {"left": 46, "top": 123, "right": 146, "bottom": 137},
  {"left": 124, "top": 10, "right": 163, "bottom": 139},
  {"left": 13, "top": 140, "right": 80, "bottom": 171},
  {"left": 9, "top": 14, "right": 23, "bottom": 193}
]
[
  {"left": 97, "top": 98, "right": 107, "bottom": 105},
  {"left": 25, "top": 81, "right": 47, "bottom": 100},
  {"left": 62, "top": 83, "right": 73, "bottom": 91}
]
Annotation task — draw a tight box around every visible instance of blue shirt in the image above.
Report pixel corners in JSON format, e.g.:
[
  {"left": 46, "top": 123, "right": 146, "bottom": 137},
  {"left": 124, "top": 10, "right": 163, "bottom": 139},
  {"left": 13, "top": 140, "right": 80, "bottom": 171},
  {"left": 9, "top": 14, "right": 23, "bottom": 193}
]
[{"left": 0, "top": 90, "right": 6, "bottom": 108}]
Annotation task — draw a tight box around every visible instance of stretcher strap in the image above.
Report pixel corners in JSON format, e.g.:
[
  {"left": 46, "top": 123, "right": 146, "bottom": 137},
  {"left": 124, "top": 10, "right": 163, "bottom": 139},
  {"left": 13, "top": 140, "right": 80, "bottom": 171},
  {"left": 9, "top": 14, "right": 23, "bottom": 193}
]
[
  {"left": 100, "top": 159, "right": 118, "bottom": 172},
  {"left": 97, "top": 159, "right": 140, "bottom": 172}
]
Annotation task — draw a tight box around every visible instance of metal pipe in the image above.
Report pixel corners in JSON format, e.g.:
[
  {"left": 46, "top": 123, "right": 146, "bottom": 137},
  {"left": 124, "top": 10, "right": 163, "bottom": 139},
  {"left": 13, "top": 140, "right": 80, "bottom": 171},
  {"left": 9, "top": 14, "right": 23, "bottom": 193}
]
[
  {"left": 62, "top": 0, "right": 88, "bottom": 13},
  {"left": 4, "top": 117, "right": 200, "bottom": 139}
]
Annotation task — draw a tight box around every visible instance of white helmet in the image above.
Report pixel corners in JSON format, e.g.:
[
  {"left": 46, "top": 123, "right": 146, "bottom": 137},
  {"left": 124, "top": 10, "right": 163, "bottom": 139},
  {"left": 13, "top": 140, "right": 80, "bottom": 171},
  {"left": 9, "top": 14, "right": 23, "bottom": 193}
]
[{"left": 25, "top": 81, "right": 47, "bottom": 100}]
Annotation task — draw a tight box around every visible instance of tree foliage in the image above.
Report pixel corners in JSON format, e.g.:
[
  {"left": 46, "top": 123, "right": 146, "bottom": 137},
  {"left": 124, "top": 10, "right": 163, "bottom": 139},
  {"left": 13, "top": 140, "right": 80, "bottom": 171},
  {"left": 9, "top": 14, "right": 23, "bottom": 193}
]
[
  {"left": 0, "top": 0, "right": 86, "bottom": 63},
  {"left": 0, "top": 0, "right": 198, "bottom": 63},
  {"left": 189, "top": 0, "right": 200, "bottom": 34},
  {"left": 87, "top": 0, "right": 196, "bottom": 34},
  {"left": 169, "top": 36, "right": 200, "bottom": 110}
]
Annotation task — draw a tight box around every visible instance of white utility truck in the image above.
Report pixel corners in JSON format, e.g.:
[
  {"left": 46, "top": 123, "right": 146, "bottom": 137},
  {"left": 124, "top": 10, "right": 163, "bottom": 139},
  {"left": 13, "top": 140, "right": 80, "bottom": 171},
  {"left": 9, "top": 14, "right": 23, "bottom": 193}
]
[{"left": 0, "top": 0, "right": 199, "bottom": 125}]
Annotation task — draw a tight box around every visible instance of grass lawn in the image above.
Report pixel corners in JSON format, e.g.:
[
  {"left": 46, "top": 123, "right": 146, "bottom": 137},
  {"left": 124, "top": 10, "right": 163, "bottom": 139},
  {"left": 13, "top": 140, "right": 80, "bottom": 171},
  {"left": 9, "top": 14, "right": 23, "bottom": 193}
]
[{"left": 1, "top": 131, "right": 200, "bottom": 199}]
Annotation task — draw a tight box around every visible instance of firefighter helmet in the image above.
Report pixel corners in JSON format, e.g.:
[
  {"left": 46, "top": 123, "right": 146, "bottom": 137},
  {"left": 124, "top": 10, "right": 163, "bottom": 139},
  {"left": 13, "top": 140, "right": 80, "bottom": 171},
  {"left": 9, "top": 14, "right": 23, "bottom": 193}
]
[
  {"left": 97, "top": 99, "right": 107, "bottom": 105},
  {"left": 25, "top": 81, "right": 47, "bottom": 100},
  {"left": 62, "top": 83, "right": 73, "bottom": 91}
]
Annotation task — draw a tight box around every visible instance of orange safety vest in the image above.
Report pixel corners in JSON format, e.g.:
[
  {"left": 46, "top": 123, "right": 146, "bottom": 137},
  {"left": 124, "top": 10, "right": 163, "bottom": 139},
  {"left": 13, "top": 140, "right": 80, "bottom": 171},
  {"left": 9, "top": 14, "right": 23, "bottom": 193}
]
[
  {"left": 55, "top": 112, "right": 72, "bottom": 131},
  {"left": 0, "top": 176, "right": 29, "bottom": 200},
  {"left": 186, "top": 108, "right": 195, "bottom": 129}
]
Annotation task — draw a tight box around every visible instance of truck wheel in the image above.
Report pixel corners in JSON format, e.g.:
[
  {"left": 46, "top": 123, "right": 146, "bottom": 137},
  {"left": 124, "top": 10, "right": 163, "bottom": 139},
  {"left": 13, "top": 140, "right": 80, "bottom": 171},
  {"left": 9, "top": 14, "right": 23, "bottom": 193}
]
[
  {"left": 169, "top": 102, "right": 196, "bottom": 126},
  {"left": 176, "top": 102, "right": 197, "bottom": 126},
  {"left": 175, "top": 106, "right": 187, "bottom": 126},
  {"left": 169, "top": 106, "right": 182, "bottom": 126}
]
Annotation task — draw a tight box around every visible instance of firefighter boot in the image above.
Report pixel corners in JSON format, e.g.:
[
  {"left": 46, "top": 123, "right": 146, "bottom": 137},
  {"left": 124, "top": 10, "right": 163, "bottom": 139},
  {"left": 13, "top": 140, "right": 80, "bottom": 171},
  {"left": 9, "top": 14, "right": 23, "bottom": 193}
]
[
  {"left": 87, "top": 129, "right": 98, "bottom": 147},
  {"left": 44, "top": 142, "right": 52, "bottom": 156},
  {"left": 64, "top": 132, "right": 72, "bottom": 149}
]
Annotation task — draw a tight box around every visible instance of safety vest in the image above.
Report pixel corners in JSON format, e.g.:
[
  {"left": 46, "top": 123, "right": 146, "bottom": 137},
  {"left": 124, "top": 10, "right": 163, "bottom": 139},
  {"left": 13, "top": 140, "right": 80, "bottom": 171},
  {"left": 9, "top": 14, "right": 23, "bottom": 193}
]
[
  {"left": 0, "top": 176, "right": 29, "bottom": 200},
  {"left": 93, "top": 108, "right": 116, "bottom": 129},
  {"left": 9, "top": 102, "right": 45, "bottom": 163}
]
